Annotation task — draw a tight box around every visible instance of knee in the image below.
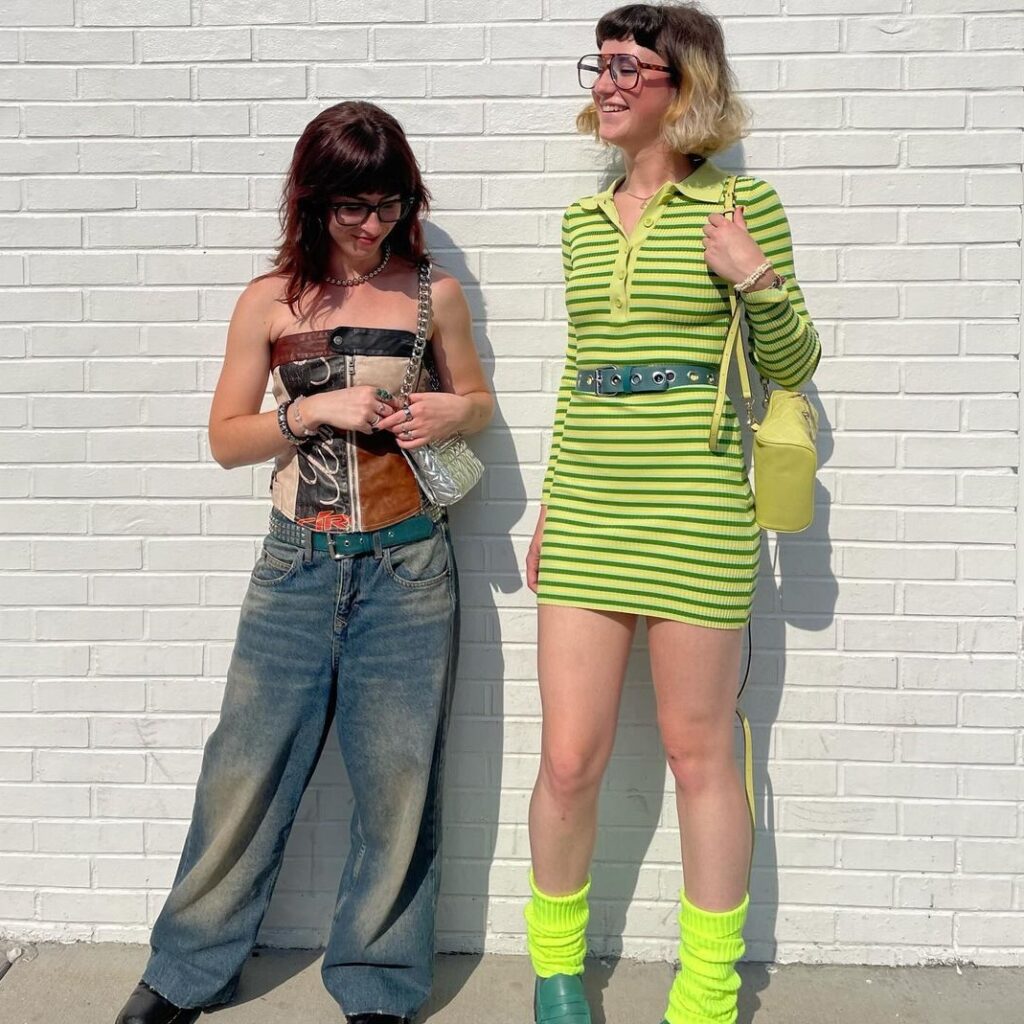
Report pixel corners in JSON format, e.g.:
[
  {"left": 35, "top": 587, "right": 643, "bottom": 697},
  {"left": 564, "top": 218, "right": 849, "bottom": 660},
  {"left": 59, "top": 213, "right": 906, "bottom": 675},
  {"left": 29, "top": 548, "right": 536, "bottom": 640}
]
[
  {"left": 662, "top": 732, "right": 730, "bottom": 798},
  {"left": 539, "top": 747, "right": 606, "bottom": 804}
]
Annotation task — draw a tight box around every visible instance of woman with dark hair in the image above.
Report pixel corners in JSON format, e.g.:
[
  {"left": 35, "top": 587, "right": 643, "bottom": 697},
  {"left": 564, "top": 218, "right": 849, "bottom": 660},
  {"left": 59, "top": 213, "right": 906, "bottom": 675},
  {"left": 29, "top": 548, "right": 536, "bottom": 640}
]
[
  {"left": 114, "top": 101, "right": 492, "bottom": 1024},
  {"left": 524, "top": 5, "right": 818, "bottom": 1024}
]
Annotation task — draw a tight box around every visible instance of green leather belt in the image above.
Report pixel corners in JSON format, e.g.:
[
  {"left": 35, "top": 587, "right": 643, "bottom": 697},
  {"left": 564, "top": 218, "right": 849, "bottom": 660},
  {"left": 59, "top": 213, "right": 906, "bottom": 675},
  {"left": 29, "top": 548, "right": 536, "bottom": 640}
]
[
  {"left": 574, "top": 362, "right": 719, "bottom": 395},
  {"left": 270, "top": 510, "right": 437, "bottom": 560}
]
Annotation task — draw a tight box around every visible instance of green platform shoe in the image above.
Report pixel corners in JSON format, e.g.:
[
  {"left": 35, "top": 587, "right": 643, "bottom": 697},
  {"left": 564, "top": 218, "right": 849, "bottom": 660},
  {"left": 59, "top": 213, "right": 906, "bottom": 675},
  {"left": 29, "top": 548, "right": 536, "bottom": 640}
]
[{"left": 534, "top": 974, "right": 592, "bottom": 1024}]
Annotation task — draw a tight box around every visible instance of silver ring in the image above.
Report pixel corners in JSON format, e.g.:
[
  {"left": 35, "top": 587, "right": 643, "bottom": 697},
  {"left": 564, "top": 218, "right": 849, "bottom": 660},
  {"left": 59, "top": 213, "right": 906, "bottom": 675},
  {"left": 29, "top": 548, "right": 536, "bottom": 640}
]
[
  {"left": 371, "top": 414, "right": 381, "bottom": 428},
  {"left": 401, "top": 429, "right": 413, "bottom": 440},
  {"left": 403, "top": 406, "right": 413, "bottom": 422}
]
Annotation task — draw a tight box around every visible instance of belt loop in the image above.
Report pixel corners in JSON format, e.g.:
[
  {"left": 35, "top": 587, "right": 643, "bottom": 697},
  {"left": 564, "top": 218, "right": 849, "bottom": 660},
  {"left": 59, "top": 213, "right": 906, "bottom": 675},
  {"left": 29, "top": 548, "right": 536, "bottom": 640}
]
[{"left": 372, "top": 530, "right": 384, "bottom": 560}]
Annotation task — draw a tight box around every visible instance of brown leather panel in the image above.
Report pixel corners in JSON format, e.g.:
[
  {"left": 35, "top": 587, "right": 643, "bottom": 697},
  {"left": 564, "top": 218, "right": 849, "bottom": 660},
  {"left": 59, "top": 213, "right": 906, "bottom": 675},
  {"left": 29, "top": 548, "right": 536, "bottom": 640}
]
[
  {"left": 271, "top": 331, "right": 331, "bottom": 370},
  {"left": 353, "top": 431, "right": 423, "bottom": 532}
]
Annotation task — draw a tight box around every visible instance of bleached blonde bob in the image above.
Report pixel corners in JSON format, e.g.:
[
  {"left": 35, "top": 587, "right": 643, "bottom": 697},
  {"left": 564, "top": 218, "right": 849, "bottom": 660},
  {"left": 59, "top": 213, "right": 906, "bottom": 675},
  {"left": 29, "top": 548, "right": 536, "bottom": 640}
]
[{"left": 577, "top": 3, "right": 750, "bottom": 157}]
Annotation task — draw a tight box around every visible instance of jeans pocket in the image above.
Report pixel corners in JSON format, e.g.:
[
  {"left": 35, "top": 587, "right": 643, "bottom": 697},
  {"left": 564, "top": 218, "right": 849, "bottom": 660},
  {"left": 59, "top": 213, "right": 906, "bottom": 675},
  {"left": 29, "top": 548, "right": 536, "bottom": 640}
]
[
  {"left": 381, "top": 530, "right": 450, "bottom": 590},
  {"left": 250, "top": 533, "right": 303, "bottom": 587}
]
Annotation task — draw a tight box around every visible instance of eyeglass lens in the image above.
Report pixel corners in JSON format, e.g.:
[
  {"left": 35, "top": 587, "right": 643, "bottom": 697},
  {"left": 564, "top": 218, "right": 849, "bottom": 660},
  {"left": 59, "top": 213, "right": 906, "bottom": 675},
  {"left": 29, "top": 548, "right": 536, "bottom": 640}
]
[
  {"left": 333, "top": 198, "right": 408, "bottom": 226},
  {"left": 577, "top": 54, "right": 640, "bottom": 90}
]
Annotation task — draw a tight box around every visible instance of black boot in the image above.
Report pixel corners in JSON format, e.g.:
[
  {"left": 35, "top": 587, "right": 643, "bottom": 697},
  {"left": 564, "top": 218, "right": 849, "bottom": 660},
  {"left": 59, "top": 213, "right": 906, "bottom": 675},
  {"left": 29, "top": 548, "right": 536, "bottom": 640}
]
[
  {"left": 115, "top": 982, "right": 202, "bottom": 1024},
  {"left": 345, "top": 1016, "right": 409, "bottom": 1023}
]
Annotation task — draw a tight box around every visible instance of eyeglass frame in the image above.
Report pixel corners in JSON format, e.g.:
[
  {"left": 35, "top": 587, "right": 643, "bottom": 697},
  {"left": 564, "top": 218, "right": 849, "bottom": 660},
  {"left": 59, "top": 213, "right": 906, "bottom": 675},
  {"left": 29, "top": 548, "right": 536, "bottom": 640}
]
[
  {"left": 576, "top": 52, "right": 675, "bottom": 92},
  {"left": 328, "top": 195, "right": 415, "bottom": 227}
]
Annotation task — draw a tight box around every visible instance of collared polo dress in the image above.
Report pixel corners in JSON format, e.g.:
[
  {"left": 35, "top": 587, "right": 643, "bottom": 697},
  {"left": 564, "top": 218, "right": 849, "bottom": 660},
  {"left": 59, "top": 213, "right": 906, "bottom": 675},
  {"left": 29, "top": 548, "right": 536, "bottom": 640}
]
[{"left": 537, "top": 160, "right": 821, "bottom": 628}]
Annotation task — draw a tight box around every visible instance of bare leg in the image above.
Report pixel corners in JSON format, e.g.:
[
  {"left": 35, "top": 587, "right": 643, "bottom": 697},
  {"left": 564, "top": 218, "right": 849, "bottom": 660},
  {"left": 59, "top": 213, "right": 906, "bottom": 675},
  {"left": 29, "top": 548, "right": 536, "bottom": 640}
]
[
  {"left": 528, "top": 604, "right": 636, "bottom": 894},
  {"left": 648, "top": 618, "right": 750, "bottom": 910}
]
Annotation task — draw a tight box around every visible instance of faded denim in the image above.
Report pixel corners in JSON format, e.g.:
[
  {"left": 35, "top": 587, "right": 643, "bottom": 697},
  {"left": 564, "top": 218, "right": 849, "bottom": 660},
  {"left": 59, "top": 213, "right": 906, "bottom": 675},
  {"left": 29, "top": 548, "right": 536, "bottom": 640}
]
[{"left": 143, "top": 513, "right": 459, "bottom": 1020}]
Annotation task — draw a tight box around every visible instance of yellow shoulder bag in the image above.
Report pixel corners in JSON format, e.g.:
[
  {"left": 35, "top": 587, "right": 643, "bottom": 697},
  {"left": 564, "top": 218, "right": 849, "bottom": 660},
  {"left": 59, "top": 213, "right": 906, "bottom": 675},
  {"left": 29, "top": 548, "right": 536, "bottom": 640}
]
[{"left": 708, "top": 177, "right": 818, "bottom": 533}]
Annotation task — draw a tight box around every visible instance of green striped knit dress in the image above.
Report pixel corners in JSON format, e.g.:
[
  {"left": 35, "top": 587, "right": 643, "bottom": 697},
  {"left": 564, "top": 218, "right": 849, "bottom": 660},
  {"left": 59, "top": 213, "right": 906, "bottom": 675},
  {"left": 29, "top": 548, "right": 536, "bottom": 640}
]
[{"left": 538, "top": 160, "right": 820, "bottom": 629}]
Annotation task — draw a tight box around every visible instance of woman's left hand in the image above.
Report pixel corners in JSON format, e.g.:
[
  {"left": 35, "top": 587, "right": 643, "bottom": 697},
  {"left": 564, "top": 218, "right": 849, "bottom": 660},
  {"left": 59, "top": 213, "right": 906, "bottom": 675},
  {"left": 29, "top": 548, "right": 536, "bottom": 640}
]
[
  {"left": 376, "top": 391, "right": 472, "bottom": 450},
  {"left": 702, "top": 206, "right": 769, "bottom": 287}
]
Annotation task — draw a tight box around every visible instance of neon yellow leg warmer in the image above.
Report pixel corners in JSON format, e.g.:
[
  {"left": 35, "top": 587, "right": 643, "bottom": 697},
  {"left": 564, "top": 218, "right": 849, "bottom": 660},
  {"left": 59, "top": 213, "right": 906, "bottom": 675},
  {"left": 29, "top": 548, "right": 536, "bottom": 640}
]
[
  {"left": 664, "top": 892, "right": 749, "bottom": 1024},
  {"left": 523, "top": 870, "right": 591, "bottom": 978}
]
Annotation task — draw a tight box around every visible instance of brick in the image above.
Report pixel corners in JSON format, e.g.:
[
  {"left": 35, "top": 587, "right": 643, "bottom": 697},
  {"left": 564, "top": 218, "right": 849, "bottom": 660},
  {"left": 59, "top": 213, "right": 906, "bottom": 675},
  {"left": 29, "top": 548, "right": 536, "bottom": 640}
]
[
  {"left": 0, "top": 1, "right": 74, "bottom": 25},
  {"left": 908, "top": 132, "right": 1021, "bottom": 167},
  {"left": 255, "top": 27, "right": 368, "bottom": 60},
  {"left": 0, "top": 215, "right": 81, "bottom": 247},
  {"left": 317, "top": 63, "right": 427, "bottom": 98},
  {"left": 139, "top": 28, "right": 252, "bottom": 61},
  {"left": 784, "top": 56, "right": 901, "bottom": 91},
  {"left": 848, "top": 16, "right": 963, "bottom": 51},
  {"left": 904, "top": 801, "right": 1017, "bottom": 838},
  {"left": 323, "top": 0, "right": 428, "bottom": 16},
  {"left": 199, "top": 0, "right": 310, "bottom": 24},
  {"left": 81, "top": 141, "right": 192, "bottom": 173},
  {"left": 90, "top": 715, "right": 204, "bottom": 748},
  {"left": 30, "top": 254, "right": 137, "bottom": 286},
  {"left": 0, "top": 784, "right": 90, "bottom": 817},
  {"left": 907, "top": 209, "right": 1021, "bottom": 244},
  {"left": 82, "top": 0, "right": 189, "bottom": 25},
  {"left": 0, "top": 68, "right": 75, "bottom": 100},
  {"left": 836, "top": 910, "right": 953, "bottom": 945},
  {"left": 961, "top": 696, "right": 1024, "bottom": 728},
  {"left": 139, "top": 177, "right": 249, "bottom": 211},
  {"left": 841, "top": 474, "right": 955, "bottom": 508},
  {"left": 26, "top": 178, "right": 136, "bottom": 212},
  {"left": 899, "top": 877, "right": 1012, "bottom": 911},
  {"left": 968, "top": 15, "right": 1024, "bottom": 50},
  {"left": 781, "top": 799, "right": 897, "bottom": 835},
  {"left": 850, "top": 171, "right": 966, "bottom": 206},
  {"left": 36, "top": 751, "right": 146, "bottom": 784},
  {"left": 0, "top": 716, "right": 88, "bottom": 748},
  {"left": 24, "top": 28, "right": 133, "bottom": 62},
  {"left": 843, "top": 765, "right": 956, "bottom": 800},
  {"left": 0, "top": 854, "right": 90, "bottom": 887},
  {"left": 844, "top": 620, "right": 957, "bottom": 654},
  {"left": 849, "top": 94, "right": 965, "bottom": 129},
  {"left": 41, "top": 891, "right": 148, "bottom": 923},
  {"left": 903, "top": 438, "right": 1019, "bottom": 472},
  {"left": 79, "top": 68, "right": 190, "bottom": 101},
  {"left": 903, "top": 730, "right": 1015, "bottom": 765},
  {"left": 138, "top": 104, "right": 250, "bottom": 138},
  {"left": 909, "top": 54, "right": 1022, "bottom": 90},
  {"left": 197, "top": 66, "right": 307, "bottom": 100}
]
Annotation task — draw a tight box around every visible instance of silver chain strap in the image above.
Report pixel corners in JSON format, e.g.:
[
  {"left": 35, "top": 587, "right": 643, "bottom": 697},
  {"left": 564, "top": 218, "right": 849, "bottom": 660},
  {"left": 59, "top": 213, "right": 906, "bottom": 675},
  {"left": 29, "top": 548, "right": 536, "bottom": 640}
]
[{"left": 398, "top": 260, "right": 432, "bottom": 403}]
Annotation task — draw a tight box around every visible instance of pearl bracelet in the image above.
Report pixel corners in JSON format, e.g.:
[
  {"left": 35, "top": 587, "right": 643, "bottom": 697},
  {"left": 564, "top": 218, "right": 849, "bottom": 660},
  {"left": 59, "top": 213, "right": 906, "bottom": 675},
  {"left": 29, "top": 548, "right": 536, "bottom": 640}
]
[{"left": 734, "top": 260, "right": 773, "bottom": 294}]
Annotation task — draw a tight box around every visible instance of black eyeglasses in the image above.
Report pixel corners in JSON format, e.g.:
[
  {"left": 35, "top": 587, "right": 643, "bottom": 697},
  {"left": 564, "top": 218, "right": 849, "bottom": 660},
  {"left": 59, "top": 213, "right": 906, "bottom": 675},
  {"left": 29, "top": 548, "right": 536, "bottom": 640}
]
[
  {"left": 577, "top": 53, "right": 674, "bottom": 91},
  {"left": 329, "top": 196, "right": 414, "bottom": 227}
]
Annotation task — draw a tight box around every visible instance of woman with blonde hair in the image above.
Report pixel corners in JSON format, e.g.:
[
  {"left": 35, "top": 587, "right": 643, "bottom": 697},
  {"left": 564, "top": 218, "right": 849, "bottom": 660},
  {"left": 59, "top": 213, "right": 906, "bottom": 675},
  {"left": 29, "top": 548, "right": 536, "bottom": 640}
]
[{"left": 524, "top": 5, "right": 819, "bottom": 1023}]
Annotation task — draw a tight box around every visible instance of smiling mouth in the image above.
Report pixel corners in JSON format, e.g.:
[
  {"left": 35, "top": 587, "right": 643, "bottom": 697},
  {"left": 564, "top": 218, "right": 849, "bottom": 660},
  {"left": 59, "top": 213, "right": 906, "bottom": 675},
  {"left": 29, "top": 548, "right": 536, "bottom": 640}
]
[{"left": 600, "top": 104, "right": 629, "bottom": 113}]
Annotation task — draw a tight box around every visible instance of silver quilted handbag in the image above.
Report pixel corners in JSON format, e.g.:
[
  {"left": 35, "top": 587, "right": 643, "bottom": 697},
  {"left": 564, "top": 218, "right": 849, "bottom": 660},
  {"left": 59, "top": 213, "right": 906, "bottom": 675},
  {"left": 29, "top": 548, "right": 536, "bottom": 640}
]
[{"left": 398, "top": 260, "right": 484, "bottom": 506}]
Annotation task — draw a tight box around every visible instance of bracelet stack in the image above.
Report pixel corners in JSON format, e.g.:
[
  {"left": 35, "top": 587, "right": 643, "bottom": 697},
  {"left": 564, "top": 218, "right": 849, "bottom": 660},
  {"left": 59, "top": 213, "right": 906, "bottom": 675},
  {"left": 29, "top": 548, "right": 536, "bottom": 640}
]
[
  {"left": 277, "top": 400, "right": 305, "bottom": 445},
  {"left": 734, "top": 260, "right": 773, "bottom": 294}
]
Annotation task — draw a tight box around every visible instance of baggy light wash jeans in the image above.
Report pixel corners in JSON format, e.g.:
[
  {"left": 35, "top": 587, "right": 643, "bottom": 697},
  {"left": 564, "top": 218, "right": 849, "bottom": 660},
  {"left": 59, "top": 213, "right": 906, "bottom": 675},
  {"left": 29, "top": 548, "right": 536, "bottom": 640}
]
[{"left": 142, "top": 510, "right": 459, "bottom": 1020}]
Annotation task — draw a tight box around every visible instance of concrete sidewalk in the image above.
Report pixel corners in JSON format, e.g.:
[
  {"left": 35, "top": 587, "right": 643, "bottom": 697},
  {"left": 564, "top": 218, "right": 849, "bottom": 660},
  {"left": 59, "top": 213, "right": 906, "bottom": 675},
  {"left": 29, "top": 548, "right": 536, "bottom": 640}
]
[{"left": 0, "top": 943, "right": 1019, "bottom": 1024}]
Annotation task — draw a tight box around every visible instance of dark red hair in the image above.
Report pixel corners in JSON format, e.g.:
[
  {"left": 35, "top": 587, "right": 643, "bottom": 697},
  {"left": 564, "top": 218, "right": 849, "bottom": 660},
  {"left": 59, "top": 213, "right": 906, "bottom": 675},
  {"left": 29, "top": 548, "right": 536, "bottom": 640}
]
[{"left": 271, "top": 101, "right": 431, "bottom": 312}]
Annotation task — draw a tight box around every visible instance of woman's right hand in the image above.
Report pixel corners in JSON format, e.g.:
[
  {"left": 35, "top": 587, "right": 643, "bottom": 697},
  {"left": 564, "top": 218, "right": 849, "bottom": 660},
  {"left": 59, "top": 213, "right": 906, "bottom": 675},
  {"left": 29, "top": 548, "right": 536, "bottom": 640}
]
[
  {"left": 302, "top": 386, "right": 396, "bottom": 436},
  {"left": 525, "top": 506, "right": 546, "bottom": 593}
]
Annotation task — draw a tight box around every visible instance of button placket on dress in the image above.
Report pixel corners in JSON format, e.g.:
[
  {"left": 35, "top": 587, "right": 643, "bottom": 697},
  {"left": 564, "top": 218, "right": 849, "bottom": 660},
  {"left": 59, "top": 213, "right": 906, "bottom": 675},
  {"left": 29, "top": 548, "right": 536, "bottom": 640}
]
[{"left": 596, "top": 183, "right": 674, "bottom": 325}]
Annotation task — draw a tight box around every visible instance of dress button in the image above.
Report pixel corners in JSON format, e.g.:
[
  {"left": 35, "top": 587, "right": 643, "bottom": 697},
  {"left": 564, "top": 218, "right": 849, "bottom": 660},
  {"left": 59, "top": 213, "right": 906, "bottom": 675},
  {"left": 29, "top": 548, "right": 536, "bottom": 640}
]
[
  {"left": 617, "top": 269, "right": 625, "bottom": 279},
  {"left": 614, "top": 298, "right": 623, "bottom": 307},
  {"left": 643, "top": 217, "right": 654, "bottom": 227}
]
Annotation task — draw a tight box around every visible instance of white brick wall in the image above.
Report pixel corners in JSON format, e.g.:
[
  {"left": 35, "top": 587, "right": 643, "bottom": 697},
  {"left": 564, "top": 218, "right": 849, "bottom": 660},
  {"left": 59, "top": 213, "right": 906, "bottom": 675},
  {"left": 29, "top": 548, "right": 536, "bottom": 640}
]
[{"left": 0, "top": 1, "right": 1021, "bottom": 966}]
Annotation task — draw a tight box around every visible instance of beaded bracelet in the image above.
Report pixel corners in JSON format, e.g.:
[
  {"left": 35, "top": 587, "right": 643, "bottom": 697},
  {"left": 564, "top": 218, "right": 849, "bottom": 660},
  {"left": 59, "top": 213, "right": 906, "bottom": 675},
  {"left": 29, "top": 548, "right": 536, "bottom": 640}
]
[
  {"left": 277, "top": 400, "right": 304, "bottom": 446},
  {"left": 734, "top": 260, "right": 773, "bottom": 294}
]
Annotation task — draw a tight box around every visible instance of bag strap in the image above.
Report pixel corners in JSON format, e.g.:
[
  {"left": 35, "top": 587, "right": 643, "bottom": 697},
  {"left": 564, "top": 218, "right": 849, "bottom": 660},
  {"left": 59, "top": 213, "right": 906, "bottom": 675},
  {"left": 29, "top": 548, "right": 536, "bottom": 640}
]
[
  {"left": 398, "top": 259, "right": 434, "bottom": 404},
  {"left": 708, "top": 178, "right": 756, "bottom": 452}
]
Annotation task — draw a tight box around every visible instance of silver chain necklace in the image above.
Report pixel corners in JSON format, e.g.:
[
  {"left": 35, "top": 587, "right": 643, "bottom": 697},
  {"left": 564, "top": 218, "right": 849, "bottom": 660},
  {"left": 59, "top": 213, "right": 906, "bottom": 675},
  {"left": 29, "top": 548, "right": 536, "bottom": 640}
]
[{"left": 324, "top": 244, "right": 391, "bottom": 288}]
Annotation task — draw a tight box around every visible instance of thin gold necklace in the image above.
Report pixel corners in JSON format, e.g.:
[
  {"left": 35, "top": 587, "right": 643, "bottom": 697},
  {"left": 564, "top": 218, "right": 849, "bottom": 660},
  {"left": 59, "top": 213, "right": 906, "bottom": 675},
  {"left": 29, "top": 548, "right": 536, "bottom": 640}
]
[{"left": 620, "top": 187, "right": 659, "bottom": 210}]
